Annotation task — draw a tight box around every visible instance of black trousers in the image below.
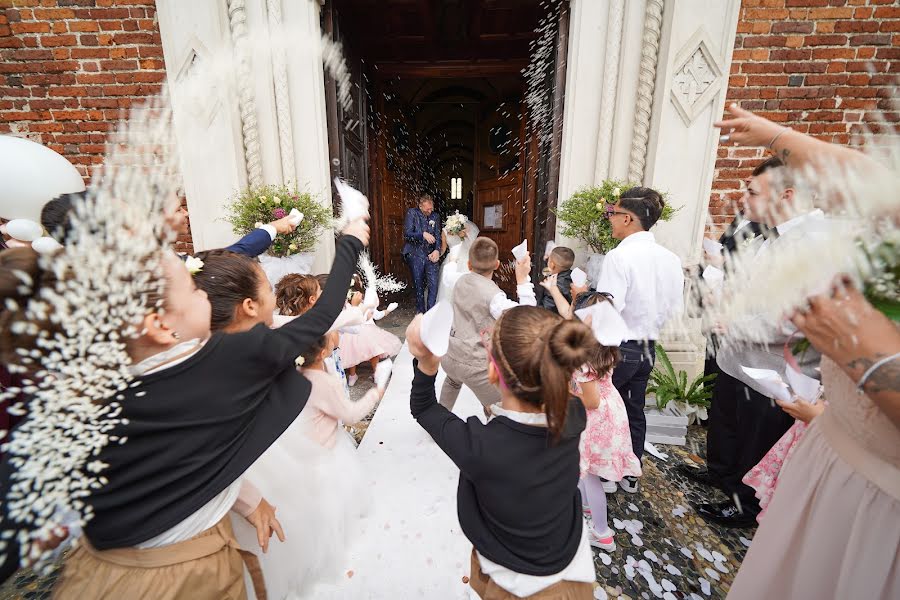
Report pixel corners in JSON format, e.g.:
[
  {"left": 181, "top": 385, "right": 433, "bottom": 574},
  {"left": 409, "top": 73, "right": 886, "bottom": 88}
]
[
  {"left": 612, "top": 340, "right": 655, "bottom": 461},
  {"left": 706, "top": 366, "right": 794, "bottom": 516}
]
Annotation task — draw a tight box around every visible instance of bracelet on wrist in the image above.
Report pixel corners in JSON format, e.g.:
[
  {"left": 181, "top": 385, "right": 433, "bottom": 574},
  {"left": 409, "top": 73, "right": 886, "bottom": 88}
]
[
  {"left": 856, "top": 351, "right": 900, "bottom": 391},
  {"left": 768, "top": 127, "right": 791, "bottom": 149}
]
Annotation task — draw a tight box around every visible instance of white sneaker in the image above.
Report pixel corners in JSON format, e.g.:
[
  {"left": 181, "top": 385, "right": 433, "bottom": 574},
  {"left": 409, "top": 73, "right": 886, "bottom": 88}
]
[
  {"left": 601, "top": 479, "right": 617, "bottom": 494},
  {"left": 588, "top": 527, "right": 616, "bottom": 551},
  {"left": 348, "top": 374, "right": 359, "bottom": 387},
  {"left": 619, "top": 476, "right": 639, "bottom": 494}
]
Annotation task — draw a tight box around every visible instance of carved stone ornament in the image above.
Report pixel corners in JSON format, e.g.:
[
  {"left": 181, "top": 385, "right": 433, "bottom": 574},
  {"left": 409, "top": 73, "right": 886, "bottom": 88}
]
[{"left": 670, "top": 28, "right": 725, "bottom": 126}]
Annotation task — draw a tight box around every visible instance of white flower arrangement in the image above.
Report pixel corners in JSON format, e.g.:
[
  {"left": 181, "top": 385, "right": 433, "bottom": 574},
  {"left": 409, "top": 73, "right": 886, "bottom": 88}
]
[
  {"left": 184, "top": 256, "right": 204, "bottom": 275},
  {"left": 445, "top": 211, "right": 468, "bottom": 236}
]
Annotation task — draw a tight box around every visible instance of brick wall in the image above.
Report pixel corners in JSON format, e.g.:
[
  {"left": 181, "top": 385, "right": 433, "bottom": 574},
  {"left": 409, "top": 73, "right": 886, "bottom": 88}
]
[
  {"left": 709, "top": 0, "right": 900, "bottom": 234},
  {"left": 0, "top": 0, "right": 195, "bottom": 251}
]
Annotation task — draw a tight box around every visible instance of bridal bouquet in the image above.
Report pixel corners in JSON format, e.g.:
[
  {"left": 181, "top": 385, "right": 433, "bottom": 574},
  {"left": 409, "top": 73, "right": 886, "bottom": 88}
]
[{"left": 445, "top": 211, "right": 468, "bottom": 237}]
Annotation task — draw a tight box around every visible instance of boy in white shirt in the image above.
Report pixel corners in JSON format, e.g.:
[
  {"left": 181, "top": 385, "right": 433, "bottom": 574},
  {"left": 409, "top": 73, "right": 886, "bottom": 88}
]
[{"left": 595, "top": 187, "right": 684, "bottom": 493}]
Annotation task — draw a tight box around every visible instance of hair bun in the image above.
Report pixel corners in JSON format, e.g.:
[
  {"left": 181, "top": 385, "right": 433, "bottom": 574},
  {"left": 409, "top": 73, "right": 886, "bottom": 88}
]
[{"left": 547, "top": 320, "right": 594, "bottom": 370}]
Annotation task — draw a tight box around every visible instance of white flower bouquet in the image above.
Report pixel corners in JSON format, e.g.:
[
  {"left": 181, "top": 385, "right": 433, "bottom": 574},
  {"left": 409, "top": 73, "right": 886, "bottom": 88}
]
[{"left": 445, "top": 211, "right": 468, "bottom": 237}]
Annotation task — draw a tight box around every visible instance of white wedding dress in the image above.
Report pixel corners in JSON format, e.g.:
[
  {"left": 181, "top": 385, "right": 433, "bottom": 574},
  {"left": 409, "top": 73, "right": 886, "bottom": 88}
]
[{"left": 436, "top": 219, "right": 480, "bottom": 304}]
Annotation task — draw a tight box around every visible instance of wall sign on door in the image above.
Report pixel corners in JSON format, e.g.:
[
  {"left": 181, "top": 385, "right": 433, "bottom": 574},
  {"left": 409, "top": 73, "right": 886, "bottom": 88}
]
[{"left": 482, "top": 203, "right": 504, "bottom": 230}]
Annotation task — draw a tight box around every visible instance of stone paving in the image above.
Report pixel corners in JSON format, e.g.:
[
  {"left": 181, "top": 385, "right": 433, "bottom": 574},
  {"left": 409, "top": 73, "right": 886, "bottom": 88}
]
[{"left": 0, "top": 304, "right": 755, "bottom": 599}]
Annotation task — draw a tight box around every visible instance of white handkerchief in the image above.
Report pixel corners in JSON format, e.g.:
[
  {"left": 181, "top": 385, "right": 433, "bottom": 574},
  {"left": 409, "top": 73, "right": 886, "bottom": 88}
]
[
  {"left": 544, "top": 240, "right": 557, "bottom": 259},
  {"left": 703, "top": 238, "right": 724, "bottom": 255},
  {"left": 374, "top": 358, "right": 393, "bottom": 391},
  {"left": 334, "top": 177, "right": 369, "bottom": 222},
  {"left": 702, "top": 265, "right": 725, "bottom": 289},
  {"left": 287, "top": 208, "right": 304, "bottom": 226},
  {"left": 785, "top": 364, "right": 821, "bottom": 403},
  {"left": 740, "top": 367, "right": 792, "bottom": 403},
  {"left": 575, "top": 301, "right": 628, "bottom": 347},
  {"left": 512, "top": 240, "right": 528, "bottom": 261},
  {"left": 420, "top": 301, "right": 454, "bottom": 357},
  {"left": 363, "top": 286, "right": 378, "bottom": 309},
  {"left": 571, "top": 267, "right": 587, "bottom": 287}
]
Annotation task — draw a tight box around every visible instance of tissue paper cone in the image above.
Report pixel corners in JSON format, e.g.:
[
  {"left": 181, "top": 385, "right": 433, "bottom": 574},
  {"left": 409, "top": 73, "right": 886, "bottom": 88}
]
[
  {"left": 374, "top": 358, "right": 393, "bottom": 390},
  {"left": 571, "top": 267, "right": 587, "bottom": 287},
  {"left": 420, "top": 301, "right": 454, "bottom": 357},
  {"left": 740, "top": 367, "right": 793, "bottom": 403},
  {"left": 511, "top": 240, "right": 528, "bottom": 261},
  {"left": 574, "top": 302, "right": 628, "bottom": 347},
  {"left": 334, "top": 177, "right": 369, "bottom": 222}
]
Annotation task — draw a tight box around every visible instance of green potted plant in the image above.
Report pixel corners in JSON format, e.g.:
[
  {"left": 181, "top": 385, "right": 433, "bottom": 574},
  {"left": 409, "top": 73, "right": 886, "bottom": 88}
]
[
  {"left": 645, "top": 345, "right": 717, "bottom": 445},
  {"left": 554, "top": 180, "right": 677, "bottom": 285},
  {"left": 225, "top": 183, "right": 332, "bottom": 285}
]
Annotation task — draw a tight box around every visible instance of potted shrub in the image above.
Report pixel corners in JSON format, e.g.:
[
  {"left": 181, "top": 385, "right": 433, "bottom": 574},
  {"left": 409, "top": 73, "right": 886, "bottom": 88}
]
[
  {"left": 554, "top": 180, "right": 677, "bottom": 286},
  {"left": 225, "top": 183, "right": 332, "bottom": 286},
  {"left": 645, "top": 345, "right": 716, "bottom": 445}
]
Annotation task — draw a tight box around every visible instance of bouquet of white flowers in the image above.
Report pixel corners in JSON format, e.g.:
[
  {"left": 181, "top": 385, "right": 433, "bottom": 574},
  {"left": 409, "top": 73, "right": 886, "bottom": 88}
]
[{"left": 445, "top": 211, "right": 468, "bottom": 237}]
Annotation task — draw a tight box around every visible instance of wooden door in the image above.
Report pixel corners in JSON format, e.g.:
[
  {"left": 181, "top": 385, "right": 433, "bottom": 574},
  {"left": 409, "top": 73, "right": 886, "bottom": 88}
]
[{"left": 474, "top": 103, "right": 528, "bottom": 293}]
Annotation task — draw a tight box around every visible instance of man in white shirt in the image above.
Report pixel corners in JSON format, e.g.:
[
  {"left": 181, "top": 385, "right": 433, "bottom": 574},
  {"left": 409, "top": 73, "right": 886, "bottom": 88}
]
[
  {"left": 696, "top": 158, "right": 823, "bottom": 528},
  {"left": 595, "top": 187, "right": 684, "bottom": 493}
]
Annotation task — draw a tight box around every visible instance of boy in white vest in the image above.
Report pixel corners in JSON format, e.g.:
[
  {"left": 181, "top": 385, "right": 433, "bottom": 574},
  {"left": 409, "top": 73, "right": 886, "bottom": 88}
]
[{"left": 439, "top": 237, "right": 536, "bottom": 412}]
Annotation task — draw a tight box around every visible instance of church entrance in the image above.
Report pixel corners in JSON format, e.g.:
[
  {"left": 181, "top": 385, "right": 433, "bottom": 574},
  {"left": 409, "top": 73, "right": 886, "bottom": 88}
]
[{"left": 322, "top": 0, "right": 568, "bottom": 292}]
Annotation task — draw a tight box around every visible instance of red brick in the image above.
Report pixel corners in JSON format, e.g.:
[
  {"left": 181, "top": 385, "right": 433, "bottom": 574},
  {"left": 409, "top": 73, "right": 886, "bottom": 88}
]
[
  {"left": 803, "top": 34, "right": 848, "bottom": 45},
  {"left": 772, "top": 21, "right": 814, "bottom": 33},
  {"left": 40, "top": 34, "right": 78, "bottom": 47},
  {"left": 10, "top": 21, "right": 49, "bottom": 34},
  {"left": 99, "top": 20, "right": 124, "bottom": 31},
  {"left": 849, "top": 34, "right": 892, "bottom": 45},
  {"left": 807, "top": 7, "right": 854, "bottom": 19}
]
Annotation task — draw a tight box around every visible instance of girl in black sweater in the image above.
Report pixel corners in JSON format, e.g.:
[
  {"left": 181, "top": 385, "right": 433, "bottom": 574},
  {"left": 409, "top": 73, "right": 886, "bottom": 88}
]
[
  {"left": 407, "top": 305, "right": 601, "bottom": 599},
  {"left": 0, "top": 222, "right": 369, "bottom": 598}
]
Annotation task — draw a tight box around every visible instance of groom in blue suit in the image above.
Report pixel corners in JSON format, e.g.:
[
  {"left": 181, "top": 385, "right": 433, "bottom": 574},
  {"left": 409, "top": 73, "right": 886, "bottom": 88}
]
[{"left": 402, "top": 194, "right": 442, "bottom": 313}]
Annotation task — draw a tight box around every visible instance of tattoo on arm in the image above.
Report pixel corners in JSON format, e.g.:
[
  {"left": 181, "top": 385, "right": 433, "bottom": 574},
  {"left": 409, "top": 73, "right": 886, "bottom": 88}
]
[
  {"left": 778, "top": 148, "right": 792, "bottom": 165},
  {"left": 847, "top": 354, "right": 900, "bottom": 394}
]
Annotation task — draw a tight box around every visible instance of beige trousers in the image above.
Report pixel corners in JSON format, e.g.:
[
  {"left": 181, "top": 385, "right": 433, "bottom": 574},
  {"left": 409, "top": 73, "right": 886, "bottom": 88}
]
[{"left": 440, "top": 355, "right": 501, "bottom": 411}]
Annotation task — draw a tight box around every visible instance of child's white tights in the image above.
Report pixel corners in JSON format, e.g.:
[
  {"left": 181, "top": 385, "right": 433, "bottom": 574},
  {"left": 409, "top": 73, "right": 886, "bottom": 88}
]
[{"left": 579, "top": 475, "right": 609, "bottom": 534}]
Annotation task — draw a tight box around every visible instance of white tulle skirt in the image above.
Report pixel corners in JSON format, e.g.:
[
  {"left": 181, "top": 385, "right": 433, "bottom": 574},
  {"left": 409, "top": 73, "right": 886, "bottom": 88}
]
[{"left": 232, "top": 426, "right": 367, "bottom": 599}]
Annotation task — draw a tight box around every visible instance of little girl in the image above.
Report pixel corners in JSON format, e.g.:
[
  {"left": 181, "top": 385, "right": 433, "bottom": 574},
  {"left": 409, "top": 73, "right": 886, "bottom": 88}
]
[
  {"left": 408, "top": 305, "right": 599, "bottom": 599},
  {"left": 742, "top": 395, "right": 824, "bottom": 522},
  {"left": 540, "top": 284, "right": 642, "bottom": 548},
  {"left": 340, "top": 274, "right": 401, "bottom": 386}
]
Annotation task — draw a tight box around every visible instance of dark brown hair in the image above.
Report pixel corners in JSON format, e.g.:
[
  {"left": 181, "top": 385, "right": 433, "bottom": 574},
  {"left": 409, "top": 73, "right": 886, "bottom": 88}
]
[
  {"left": 491, "top": 306, "right": 600, "bottom": 443},
  {"left": 549, "top": 246, "right": 575, "bottom": 270},
  {"left": 0, "top": 248, "right": 52, "bottom": 365},
  {"left": 192, "top": 249, "right": 265, "bottom": 332},
  {"left": 571, "top": 292, "right": 620, "bottom": 378},
  {"left": 296, "top": 333, "right": 329, "bottom": 367},
  {"left": 469, "top": 237, "right": 499, "bottom": 274},
  {"left": 275, "top": 273, "right": 320, "bottom": 317},
  {"left": 617, "top": 187, "right": 665, "bottom": 231},
  {"left": 752, "top": 155, "right": 795, "bottom": 192}
]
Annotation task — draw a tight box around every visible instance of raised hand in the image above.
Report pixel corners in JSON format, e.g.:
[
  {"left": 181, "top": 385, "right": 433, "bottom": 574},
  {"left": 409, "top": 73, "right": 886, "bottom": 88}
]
[
  {"left": 514, "top": 252, "right": 531, "bottom": 284},
  {"left": 406, "top": 314, "right": 440, "bottom": 375},
  {"left": 246, "top": 497, "right": 286, "bottom": 554},
  {"left": 270, "top": 215, "right": 297, "bottom": 235},
  {"left": 342, "top": 219, "right": 371, "bottom": 247},
  {"left": 715, "top": 103, "right": 787, "bottom": 149},
  {"left": 540, "top": 273, "right": 558, "bottom": 291}
]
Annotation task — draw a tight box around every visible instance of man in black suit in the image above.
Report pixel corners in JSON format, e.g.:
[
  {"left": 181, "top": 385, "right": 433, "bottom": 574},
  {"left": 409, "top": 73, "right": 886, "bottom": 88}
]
[{"left": 678, "top": 158, "right": 776, "bottom": 526}]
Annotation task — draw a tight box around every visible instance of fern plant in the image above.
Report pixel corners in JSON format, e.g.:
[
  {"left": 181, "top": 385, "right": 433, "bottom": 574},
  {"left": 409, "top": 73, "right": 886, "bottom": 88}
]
[{"left": 647, "top": 345, "right": 716, "bottom": 413}]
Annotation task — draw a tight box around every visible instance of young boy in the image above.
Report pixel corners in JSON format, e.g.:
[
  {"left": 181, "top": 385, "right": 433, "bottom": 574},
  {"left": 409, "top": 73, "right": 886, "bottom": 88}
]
[
  {"left": 537, "top": 246, "right": 576, "bottom": 312},
  {"left": 439, "top": 237, "right": 535, "bottom": 412}
]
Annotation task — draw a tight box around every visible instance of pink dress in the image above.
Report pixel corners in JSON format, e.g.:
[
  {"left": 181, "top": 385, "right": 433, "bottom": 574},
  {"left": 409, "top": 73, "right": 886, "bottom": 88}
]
[
  {"left": 574, "top": 370, "right": 642, "bottom": 482},
  {"left": 339, "top": 322, "right": 402, "bottom": 368},
  {"left": 742, "top": 419, "right": 809, "bottom": 522}
]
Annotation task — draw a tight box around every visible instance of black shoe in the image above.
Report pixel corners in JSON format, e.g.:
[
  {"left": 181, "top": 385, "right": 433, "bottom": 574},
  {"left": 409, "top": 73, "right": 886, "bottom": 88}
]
[
  {"left": 695, "top": 501, "right": 757, "bottom": 529},
  {"left": 676, "top": 464, "right": 722, "bottom": 489}
]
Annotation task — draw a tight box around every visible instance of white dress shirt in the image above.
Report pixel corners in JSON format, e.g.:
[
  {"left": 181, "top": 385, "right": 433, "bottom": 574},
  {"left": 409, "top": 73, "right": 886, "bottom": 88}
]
[
  {"left": 442, "top": 261, "right": 537, "bottom": 318},
  {"left": 595, "top": 231, "right": 684, "bottom": 341}
]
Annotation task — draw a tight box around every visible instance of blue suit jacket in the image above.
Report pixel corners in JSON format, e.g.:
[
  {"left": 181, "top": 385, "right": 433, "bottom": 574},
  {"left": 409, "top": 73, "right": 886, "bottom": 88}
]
[
  {"left": 402, "top": 208, "right": 441, "bottom": 258},
  {"left": 225, "top": 228, "right": 273, "bottom": 258}
]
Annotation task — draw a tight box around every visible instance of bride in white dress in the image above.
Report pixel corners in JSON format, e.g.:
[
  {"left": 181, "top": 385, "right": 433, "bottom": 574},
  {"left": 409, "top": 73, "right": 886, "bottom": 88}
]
[{"left": 436, "top": 214, "right": 480, "bottom": 303}]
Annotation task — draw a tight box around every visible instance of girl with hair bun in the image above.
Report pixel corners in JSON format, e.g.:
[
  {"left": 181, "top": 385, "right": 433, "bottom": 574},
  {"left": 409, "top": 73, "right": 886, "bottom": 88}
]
[{"left": 407, "top": 305, "right": 599, "bottom": 599}]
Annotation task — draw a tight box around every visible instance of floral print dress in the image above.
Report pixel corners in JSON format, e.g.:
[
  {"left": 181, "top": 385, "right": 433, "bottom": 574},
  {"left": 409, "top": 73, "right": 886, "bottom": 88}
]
[
  {"left": 573, "top": 368, "right": 642, "bottom": 482},
  {"left": 742, "top": 419, "right": 809, "bottom": 522}
]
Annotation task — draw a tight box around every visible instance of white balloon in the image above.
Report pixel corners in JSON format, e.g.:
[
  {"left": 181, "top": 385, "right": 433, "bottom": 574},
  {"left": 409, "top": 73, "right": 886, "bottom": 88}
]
[
  {"left": 0, "top": 135, "right": 85, "bottom": 222},
  {"left": 6, "top": 218, "right": 43, "bottom": 242},
  {"left": 31, "top": 236, "right": 63, "bottom": 254}
]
